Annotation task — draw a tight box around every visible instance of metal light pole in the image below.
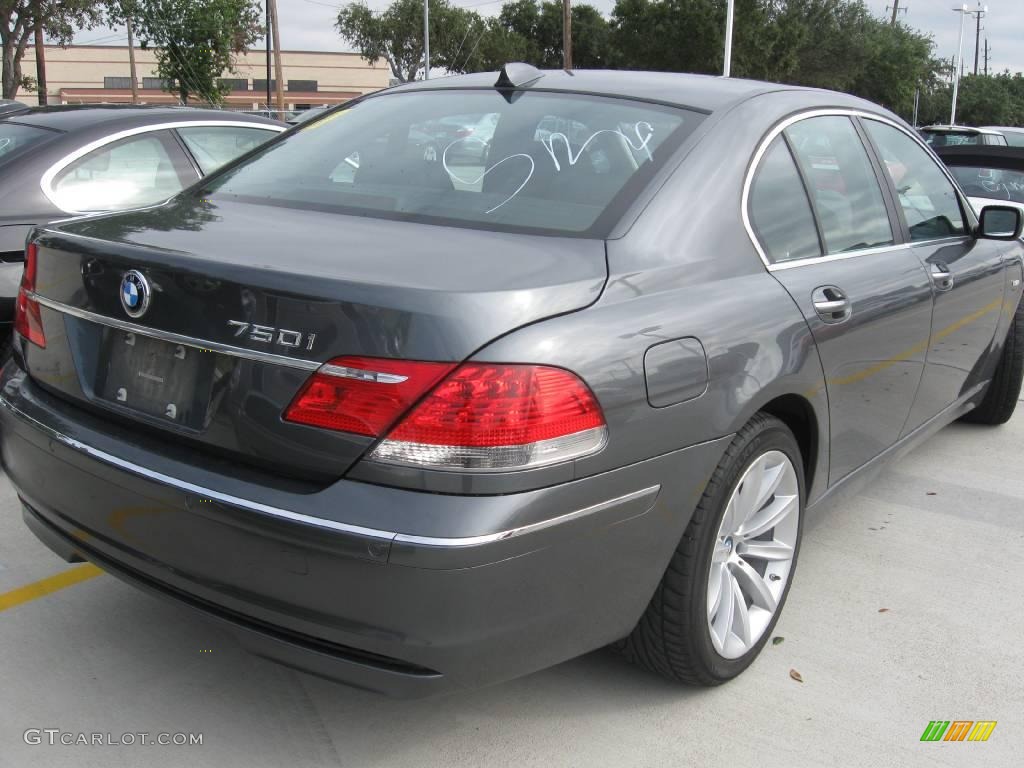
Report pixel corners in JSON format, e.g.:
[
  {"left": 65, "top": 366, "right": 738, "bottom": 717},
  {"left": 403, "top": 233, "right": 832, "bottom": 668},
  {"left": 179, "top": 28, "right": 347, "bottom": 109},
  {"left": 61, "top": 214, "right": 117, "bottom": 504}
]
[
  {"left": 950, "top": 5, "right": 968, "bottom": 126},
  {"left": 423, "top": 0, "right": 430, "bottom": 80},
  {"left": 266, "top": 0, "right": 272, "bottom": 108},
  {"left": 723, "top": 0, "right": 735, "bottom": 77}
]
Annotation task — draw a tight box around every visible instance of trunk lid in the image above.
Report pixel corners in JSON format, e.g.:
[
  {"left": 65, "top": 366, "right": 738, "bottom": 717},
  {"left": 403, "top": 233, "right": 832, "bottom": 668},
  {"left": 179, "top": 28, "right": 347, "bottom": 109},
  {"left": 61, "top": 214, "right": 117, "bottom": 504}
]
[{"left": 24, "top": 198, "right": 606, "bottom": 481}]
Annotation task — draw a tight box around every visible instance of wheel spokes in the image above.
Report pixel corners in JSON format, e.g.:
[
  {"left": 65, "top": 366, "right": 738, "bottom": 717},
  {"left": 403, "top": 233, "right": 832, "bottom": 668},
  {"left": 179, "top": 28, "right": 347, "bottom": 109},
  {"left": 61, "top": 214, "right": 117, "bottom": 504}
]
[
  {"left": 731, "top": 576, "right": 752, "bottom": 647},
  {"left": 731, "top": 558, "right": 778, "bottom": 613},
  {"left": 736, "top": 539, "right": 794, "bottom": 561},
  {"left": 736, "top": 493, "right": 798, "bottom": 540},
  {"left": 712, "top": 571, "right": 736, "bottom": 648},
  {"left": 708, "top": 562, "right": 725, "bottom": 618}
]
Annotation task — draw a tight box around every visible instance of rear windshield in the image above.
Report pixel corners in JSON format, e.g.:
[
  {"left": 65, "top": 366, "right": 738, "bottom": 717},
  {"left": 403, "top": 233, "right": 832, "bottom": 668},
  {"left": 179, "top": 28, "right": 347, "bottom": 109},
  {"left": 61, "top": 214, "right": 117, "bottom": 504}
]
[
  {"left": 923, "top": 131, "right": 984, "bottom": 147},
  {"left": 0, "top": 122, "right": 56, "bottom": 167},
  {"left": 949, "top": 165, "right": 1024, "bottom": 204},
  {"left": 202, "top": 90, "right": 703, "bottom": 236}
]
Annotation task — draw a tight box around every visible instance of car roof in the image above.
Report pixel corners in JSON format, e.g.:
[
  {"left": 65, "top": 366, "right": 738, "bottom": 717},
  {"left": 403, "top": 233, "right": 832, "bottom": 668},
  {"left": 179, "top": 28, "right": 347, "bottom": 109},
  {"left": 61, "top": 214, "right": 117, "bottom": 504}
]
[
  {"left": 922, "top": 125, "right": 1002, "bottom": 135},
  {"left": 934, "top": 144, "right": 1024, "bottom": 173},
  {"left": 386, "top": 69, "right": 862, "bottom": 113},
  {"left": 0, "top": 105, "right": 283, "bottom": 132},
  {"left": 981, "top": 126, "right": 1024, "bottom": 134}
]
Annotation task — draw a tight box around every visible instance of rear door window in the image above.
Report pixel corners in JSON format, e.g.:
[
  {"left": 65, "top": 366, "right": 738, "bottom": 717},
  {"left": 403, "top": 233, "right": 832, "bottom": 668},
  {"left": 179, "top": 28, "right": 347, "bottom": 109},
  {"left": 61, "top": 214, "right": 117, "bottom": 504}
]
[
  {"left": 50, "top": 130, "right": 195, "bottom": 213},
  {"left": 748, "top": 136, "right": 822, "bottom": 263},
  {"left": 785, "top": 116, "right": 894, "bottom": 254},
  {"left": 863, "top": 120, "right": 967, "bottom": 241},
  {"left": 204, "top": 90, "right": 704, "bottom": 236}
]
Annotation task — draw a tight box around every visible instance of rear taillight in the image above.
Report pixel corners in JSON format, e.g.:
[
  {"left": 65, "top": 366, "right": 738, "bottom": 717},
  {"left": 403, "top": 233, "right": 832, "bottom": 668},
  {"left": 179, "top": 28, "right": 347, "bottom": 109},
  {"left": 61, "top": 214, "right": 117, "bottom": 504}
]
[
  {"left": 285, "top": 359, "right": 607, "bottom": 471},
  {"left": 14, "top": 241, "right": 45, "bottom": 348},
  {"left": 284, "top": 356, "right": 455, "bottom": 437}
]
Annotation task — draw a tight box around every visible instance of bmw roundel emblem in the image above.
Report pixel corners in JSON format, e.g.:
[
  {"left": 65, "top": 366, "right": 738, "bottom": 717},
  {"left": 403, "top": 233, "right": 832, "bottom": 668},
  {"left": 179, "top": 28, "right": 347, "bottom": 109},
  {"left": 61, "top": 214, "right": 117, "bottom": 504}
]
[{"left": 120, "top": 270, "right": 151, "bottom": 318}]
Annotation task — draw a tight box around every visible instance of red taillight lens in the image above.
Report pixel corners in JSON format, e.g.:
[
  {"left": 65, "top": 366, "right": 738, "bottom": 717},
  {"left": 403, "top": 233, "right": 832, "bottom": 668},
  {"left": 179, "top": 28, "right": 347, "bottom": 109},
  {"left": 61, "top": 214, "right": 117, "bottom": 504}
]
[
  {"left": 14, "top": 241, "right": 45, "bottom": 348},
  {"left": 285, "top": 358, "right": 608, "bottom": 471},
  {"left": 372, "top": 364, "right": 607, "bottom": 471},
  {"left": 283, "top": 356, "right": 454, "bottom": 437}
]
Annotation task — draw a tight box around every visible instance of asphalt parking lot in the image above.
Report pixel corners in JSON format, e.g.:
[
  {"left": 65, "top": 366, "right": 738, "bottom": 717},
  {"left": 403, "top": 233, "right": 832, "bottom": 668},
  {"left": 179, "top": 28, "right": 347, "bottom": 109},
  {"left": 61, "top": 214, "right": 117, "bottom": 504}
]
[{"left": 1, "top": 408, "right": 1021, "bottom": 768}]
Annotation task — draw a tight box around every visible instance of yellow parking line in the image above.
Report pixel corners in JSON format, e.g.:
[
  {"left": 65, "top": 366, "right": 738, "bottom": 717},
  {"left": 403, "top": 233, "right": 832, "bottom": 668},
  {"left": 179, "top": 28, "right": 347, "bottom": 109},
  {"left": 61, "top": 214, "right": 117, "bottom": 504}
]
[{"left": 0, "top": 564, "right": 103, "bottom": 613}]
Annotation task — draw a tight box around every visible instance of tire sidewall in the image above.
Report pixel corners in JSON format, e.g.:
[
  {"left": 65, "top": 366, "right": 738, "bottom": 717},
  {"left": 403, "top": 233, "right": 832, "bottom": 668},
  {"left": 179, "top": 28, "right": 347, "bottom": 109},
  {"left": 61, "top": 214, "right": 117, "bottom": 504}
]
[{"left": 689, "top": 419, "right": 806, "bottom": 681}]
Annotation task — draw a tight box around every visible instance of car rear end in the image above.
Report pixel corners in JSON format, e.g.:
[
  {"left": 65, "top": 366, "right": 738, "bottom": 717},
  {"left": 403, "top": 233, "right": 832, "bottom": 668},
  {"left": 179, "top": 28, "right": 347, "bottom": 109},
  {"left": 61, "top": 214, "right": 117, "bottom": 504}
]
[{"left": 0, "top": 81, "right": 716, "bottom": 694}]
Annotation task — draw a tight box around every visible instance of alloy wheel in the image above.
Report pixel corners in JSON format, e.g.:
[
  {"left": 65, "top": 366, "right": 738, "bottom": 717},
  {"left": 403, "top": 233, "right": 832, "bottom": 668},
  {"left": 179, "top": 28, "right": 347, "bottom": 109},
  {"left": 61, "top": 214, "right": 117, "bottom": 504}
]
[{"left": 706, "top": 449, "right": 800, "bottom": 659}]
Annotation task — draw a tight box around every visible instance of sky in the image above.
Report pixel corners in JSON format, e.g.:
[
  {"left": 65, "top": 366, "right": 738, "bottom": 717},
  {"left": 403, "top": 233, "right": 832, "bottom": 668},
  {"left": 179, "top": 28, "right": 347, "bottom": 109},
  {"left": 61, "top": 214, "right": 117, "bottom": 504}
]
[{"left": 72, "top": 0, "right": 1023, "bottom": 76}]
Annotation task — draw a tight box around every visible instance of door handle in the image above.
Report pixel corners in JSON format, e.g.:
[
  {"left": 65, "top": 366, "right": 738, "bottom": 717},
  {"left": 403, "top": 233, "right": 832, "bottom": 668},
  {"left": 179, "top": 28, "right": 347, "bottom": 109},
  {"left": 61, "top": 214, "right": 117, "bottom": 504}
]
[
  {"left": 811, "top": 286, "right": 852, "bottom": 323},
  {"left": 930, "top": 263, "right": 954, "bottom": 291}
]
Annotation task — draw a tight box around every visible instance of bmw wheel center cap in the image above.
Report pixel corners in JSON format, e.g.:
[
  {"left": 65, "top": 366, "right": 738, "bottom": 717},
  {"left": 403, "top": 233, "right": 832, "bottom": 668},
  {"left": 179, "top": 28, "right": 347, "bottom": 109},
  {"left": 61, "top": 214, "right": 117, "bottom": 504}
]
[{"left": 120, "top": 270, "right": 151, "bottom": 318}]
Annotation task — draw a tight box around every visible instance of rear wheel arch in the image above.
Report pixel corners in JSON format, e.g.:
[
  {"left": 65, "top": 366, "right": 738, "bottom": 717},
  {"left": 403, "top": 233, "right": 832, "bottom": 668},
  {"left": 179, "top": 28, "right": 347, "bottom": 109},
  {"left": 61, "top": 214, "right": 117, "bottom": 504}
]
[{"left": 753, "top": 394, "right": 821, "bottom": 498}]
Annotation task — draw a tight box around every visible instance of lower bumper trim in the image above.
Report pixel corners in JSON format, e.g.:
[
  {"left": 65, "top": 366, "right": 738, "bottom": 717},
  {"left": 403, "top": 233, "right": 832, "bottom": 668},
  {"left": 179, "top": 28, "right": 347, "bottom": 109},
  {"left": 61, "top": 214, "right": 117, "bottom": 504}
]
[{"left": 22, "top": 501, "right": 446, "bottom": 697}]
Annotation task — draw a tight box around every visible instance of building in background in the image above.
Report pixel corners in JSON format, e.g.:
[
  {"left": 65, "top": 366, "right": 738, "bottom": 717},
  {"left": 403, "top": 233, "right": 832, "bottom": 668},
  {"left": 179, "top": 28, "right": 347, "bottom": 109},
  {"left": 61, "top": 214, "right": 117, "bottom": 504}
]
[{"left": 17, "top": 45, "right": 389, "bottom": 110}]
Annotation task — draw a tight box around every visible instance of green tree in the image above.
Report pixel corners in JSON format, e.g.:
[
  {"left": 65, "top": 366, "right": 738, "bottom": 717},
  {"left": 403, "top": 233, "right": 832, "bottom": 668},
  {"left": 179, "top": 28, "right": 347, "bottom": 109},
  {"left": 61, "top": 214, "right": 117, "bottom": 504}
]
[
  {"left": 1, "top": 1, "right": 101, "bottom": 99},
  {"left": 336, "top": 0, "right": 484, "bottom": 83},
  {"left": 121, "top": 0, "right": 262, "bottom": 104}
]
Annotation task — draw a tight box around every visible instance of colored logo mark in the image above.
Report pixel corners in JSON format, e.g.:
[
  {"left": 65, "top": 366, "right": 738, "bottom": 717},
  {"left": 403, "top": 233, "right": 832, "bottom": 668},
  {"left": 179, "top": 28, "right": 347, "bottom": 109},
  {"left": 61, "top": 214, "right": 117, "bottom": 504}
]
[{"left": 920, "top": 720, "right": 997, "bottom": 742}]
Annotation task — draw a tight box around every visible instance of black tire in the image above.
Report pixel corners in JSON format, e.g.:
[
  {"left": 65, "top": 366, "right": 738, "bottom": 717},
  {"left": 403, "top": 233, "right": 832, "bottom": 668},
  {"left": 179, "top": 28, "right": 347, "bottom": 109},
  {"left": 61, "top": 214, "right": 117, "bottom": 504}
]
[
  {"left": 615, "top": 413, "right": 805, "bottom": 686},
  {"left": 961, "top": 300, "right": 1023, "bottom": 426},
  {"left": 0, "top": 331, "right": 11, "bottom": 366}
]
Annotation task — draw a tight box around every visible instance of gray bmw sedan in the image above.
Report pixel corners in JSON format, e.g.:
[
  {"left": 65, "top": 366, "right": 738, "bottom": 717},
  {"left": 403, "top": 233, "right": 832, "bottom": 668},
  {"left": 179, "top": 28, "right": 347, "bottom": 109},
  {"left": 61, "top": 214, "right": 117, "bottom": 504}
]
[{"left": 2, "top": 65, "right": 1022, "bottom": 696}]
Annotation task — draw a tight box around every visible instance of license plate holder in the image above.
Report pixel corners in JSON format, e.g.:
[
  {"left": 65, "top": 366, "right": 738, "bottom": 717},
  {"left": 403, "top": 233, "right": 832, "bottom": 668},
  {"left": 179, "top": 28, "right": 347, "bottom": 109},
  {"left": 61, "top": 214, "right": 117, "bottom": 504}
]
[{"left": 96, "top": 331, "right": 217, "bottom": 429}]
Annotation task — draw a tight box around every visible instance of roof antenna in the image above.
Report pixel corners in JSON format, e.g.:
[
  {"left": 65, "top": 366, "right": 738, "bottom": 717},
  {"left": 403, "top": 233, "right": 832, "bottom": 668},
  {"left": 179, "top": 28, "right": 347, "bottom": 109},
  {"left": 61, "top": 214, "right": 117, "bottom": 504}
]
[{"left": 494, "top": 63, "right": 544, "bottom": 89}]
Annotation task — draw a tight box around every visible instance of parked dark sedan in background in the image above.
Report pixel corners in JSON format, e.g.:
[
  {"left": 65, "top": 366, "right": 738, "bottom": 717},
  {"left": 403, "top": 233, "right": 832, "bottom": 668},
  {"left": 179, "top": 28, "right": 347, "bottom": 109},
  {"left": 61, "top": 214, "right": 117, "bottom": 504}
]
[
  {"left": 2, "top": 66, "right": 1022, "bottom": 697},
  {"left": 0, "top": 106, "right": 284, "bottom": 355},
  {"left": 0, "top": 99, "right": 28, "bottom": 118}
]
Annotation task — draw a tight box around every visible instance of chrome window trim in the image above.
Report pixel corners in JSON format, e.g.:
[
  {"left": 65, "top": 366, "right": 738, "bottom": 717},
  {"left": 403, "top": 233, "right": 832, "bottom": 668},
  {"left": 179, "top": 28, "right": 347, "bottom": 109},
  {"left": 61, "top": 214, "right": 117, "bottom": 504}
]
[
  {"left": 39, "top": 120, "right": 285, "bottom": 215},
  {"left": 28, "top": 291, "right": 320, "bottom": 372},
  {"left": 742, "top": 108, "right": 975, "bottom": 273},
  {"left": 0, "top": 391, "right": 657, "bottom": 549}
]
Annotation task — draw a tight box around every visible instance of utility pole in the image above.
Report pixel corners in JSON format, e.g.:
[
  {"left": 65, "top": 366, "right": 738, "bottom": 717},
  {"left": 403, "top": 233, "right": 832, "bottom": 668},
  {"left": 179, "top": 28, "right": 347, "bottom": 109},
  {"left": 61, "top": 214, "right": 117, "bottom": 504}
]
[
  {"left": 33, "top": 2, "right": 46, "bottom": 105},
  {"left": 968, "top": 4, "right": 987, "bottom": 75},
  {"left": 423, "top": 0, "right": 429, "bottom": 79},
  {"left": 983, "top": 38, "right": 990, "bottom": 76},
  {"left": 268, "top": 0, "right": 285, "bottom": 119},
  {"left": 562, "top": 0, "right": 572, "bottom": 70},
  {"left": 265, "top": 0, "right": 272, "bottom": 108},
  {"left": 951, "top": 5, "right": 968, "bottom": 125},
  {"left": 723, "top": 0, "right": 734, "bottom": 77},
  {"left": 126, "top": 13, "right": 139, "bottom": 105},
  {"left": 889, "top": 1, "right": 900, "bottom": 25}
]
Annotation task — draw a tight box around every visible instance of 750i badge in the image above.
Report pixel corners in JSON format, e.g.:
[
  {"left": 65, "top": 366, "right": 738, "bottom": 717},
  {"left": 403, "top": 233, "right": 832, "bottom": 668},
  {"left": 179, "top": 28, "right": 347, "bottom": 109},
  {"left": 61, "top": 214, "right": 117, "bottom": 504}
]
[{"left": 227, "top": 320, "right": 316, "bottom": 351}]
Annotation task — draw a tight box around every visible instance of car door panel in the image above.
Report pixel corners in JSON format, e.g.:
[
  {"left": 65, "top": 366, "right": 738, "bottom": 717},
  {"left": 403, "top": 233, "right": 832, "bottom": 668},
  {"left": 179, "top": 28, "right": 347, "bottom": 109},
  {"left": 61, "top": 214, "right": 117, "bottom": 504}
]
[
  {"left": 771, "top": 253, "right": 933, "bottom": 483},
  {"left": 756, "top": 114, "right": 933, "bottom": 485},
  {"left": 859, "top": 118, "right": 1007, "bottom": 431}
]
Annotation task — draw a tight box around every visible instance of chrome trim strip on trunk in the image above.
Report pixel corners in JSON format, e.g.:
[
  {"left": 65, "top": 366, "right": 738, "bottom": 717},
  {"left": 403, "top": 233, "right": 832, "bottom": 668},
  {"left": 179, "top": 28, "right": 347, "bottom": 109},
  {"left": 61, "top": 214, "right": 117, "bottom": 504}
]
[
  {"left": 28, "top": 291, "right": 321, "bottom": 372},
  {"left": 0, "top": 391, "right": 658, "bottom": 549}
]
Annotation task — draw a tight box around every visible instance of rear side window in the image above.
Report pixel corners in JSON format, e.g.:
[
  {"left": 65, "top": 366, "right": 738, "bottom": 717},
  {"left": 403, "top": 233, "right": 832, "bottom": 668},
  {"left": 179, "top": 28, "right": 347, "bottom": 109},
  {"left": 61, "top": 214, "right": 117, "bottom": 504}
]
[
  {"left": 50, "top": 131, "right": 193, "bottom": 213},
  {"left": 1003, "top": 132, "right": 1024, "bottom": 148},
  {"left": 0, "top": 122, "right": 55, "bottom": 167},
  {"left": 204, "top": 90, "right": 703, "bottom": 236},
  {"left": 748, "top": 137, "right": 821, "bottom": 263},
  {"left": 863, "top": 120, "right": 967, "bottom": 241},
  {"left": 177, "top": 126, "right": 277, "bottom": 174},
  {"left": 785, "top": 116, "right": 894, "bottom": 254}
]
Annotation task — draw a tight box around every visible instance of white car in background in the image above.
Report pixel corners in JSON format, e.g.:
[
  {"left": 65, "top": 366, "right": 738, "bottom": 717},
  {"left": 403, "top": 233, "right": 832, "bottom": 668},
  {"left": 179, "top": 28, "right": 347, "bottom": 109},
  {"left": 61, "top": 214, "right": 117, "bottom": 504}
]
[{"left": 981, "top": 126, "right": 1024, "bottom": 148}]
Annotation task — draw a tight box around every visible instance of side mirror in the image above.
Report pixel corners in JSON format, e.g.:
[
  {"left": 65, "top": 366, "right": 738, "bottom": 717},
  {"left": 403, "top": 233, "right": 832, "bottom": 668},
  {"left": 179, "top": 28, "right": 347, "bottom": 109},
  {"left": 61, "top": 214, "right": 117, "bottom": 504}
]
[{"left": 977, "top": 205, "right": 1023, "bottom": 240}]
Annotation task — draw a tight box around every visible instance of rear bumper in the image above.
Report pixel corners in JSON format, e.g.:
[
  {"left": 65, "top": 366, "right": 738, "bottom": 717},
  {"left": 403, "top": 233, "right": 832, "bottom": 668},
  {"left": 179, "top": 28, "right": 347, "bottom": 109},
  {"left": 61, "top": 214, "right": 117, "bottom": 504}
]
[{"left": 1, "top": 364, "right": 730, "bottom": 696}]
